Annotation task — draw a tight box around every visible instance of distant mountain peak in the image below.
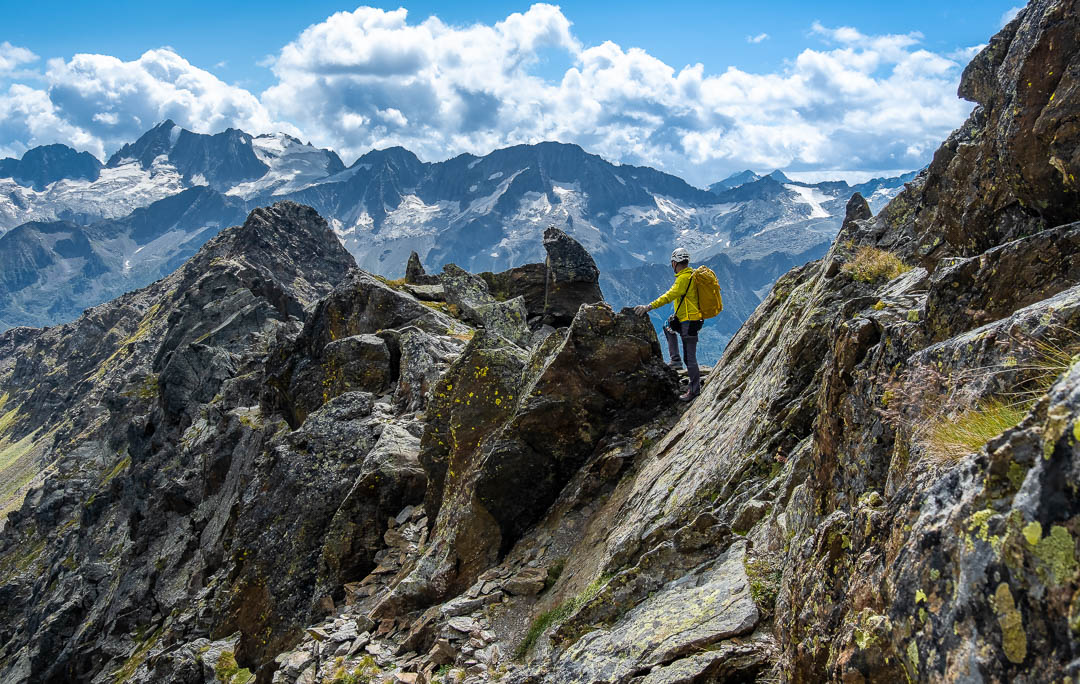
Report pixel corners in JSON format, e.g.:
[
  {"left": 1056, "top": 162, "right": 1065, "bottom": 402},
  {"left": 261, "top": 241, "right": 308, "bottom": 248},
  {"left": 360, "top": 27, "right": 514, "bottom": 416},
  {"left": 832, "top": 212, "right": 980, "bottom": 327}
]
[
  {"left": 0, "top": 143, "right": 103, "bottom": 190},
  {"left": 106, "top": 122, "right": 269, "bottom": 188},
  {"left": 766, "top": 169, "right": 791, "bottom": 183},
  {"left": 709, "top": 169, "right": 762, "bottom": 193},
  {"left": 356, "top": 145, "right": 421, "bottom": 161}
]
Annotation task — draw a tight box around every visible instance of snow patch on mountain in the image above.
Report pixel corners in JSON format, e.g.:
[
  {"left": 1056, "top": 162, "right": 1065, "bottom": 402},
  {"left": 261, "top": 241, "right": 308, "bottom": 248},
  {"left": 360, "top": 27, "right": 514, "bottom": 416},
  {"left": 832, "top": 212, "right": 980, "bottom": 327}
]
[
  {"left": 466, "top": 169, "right": 527, "bottom": 215},
  {"left": 611, "top": 198, "right": 736, "bottom": 261},
  {"left": 0, "top": 158, "right": 187, "bottom": 232},
  {"left": 784, "top": 184, "right": 831, "bottom": 219},
  {"left": 866, "top": 186, "right": 902, "bottom": 212},
  {"left": 226, "top": 134, "right": 342, "bottom": 199},
  {"left": 515, "top": 191, "right": 555, "bottom": 225},
  {"left": 383, "top": 196, "right": 458, "bottom": 239}
]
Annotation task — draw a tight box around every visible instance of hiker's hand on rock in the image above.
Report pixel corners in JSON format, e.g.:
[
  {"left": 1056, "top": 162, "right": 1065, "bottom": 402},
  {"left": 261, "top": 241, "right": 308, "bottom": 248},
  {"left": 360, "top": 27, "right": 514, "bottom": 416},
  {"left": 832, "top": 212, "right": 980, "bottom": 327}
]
[{"left": 634, "top": 305, "right": 650, "bottom": 316}]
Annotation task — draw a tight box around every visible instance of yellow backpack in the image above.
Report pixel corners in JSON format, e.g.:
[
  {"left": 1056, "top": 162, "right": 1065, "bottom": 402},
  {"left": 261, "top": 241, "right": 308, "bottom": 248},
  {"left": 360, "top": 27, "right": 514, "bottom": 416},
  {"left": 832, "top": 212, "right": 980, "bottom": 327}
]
[{"left": 692, "top": 266, "right": 723, "bottom": 319}]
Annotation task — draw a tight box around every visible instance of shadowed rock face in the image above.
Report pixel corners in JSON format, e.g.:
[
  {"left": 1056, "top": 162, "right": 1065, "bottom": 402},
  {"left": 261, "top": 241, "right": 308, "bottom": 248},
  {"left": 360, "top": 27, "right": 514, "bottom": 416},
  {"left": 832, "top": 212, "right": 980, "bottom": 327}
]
[
  {"left": 0, "top": 201, "right": 364, "bottom": 682},
  {"left": 405, "top": 251, "right": 440, "bottom": 286},
  {"left": 479, "top": 262, "right": 548, "bottom": 320},
  {"left": 473, "top": 227, "right": 604, "bottom": 330},
  {"left": 382, "top": 303, "right": 678, "bottom": 614},
  {"left": 924, "top": 221, "right": 1080, "bottom": 342},
  {"left": 262, "top": 269, "right": 460, "bottom": 428}
]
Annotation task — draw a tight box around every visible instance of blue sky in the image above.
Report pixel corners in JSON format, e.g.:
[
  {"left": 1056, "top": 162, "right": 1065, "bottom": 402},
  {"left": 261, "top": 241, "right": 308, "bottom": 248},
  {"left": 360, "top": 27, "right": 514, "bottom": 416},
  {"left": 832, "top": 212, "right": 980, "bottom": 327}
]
[{"left": 0, "top": 1, "right": 1026, "bottom": 184}]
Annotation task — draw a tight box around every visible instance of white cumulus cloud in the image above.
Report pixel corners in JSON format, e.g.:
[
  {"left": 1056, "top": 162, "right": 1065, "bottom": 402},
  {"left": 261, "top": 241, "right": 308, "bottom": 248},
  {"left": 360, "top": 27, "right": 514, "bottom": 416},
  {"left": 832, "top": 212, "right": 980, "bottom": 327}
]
[
  {"left": 0, "top": 83, "right": 99, "bottom": 158},
  {"left": 0, "top": 42, "right": 38, "bottom": 75},
  {"left": 260, "top": 7, "right": 972, "bottom": 183},
  {"left": 0, "top": 5, "right": 977, "bottom": 185},
  {"left": 1001, "top": 6, "right": 1024, "bottom": 27},
  {"left": 746, "top": 33, "right": 769, "bottom": 44},
  {"left": 43, "top": 49, "right": 294, "bottom": 156},
  {"left": 262, "top": 4, "right": 580, "bottom": 160}
]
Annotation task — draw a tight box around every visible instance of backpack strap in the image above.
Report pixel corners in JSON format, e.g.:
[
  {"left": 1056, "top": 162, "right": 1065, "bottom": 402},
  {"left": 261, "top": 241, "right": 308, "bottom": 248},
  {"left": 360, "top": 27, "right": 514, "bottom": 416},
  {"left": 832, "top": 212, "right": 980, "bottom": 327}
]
[{"left": 675, "top": 270, "right": 696, "bottom": 320}]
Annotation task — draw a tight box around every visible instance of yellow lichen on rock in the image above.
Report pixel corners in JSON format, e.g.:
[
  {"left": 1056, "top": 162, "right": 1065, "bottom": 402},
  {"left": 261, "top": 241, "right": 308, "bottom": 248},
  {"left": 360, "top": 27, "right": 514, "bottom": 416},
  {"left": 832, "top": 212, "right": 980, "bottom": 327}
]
[{"left": 991, "top": 583, "right": 1027, "bottom": 664}]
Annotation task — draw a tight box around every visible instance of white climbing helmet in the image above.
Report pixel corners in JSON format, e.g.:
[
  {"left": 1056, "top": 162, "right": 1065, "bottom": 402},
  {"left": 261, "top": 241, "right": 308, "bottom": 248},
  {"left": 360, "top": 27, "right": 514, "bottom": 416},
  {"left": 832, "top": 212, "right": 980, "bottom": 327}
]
[{"left": 670, "top": 247, "right": 691, "bottom": 263}]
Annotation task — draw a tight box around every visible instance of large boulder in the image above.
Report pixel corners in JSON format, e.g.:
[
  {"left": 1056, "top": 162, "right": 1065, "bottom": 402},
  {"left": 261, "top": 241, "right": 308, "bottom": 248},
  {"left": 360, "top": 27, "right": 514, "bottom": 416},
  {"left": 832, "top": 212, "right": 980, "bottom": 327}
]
[
  {"left": 474, "top": 304, "right": 677, "bottom": 543},
  {"left": 440, "top": 264, "right": 492, "bottom": 323},
  {"left": 479, "top": 262, "right": 548, "bottom": 322},
  {"left": 445, "top": 228, "right": 604, "bottom": 330},
  {"left": 475, "top": 297, "right": 530, "bottom": 347},
  {"left": 269, "top": 334, "right": 396, "bottom": 427},
  {"left": 385, "top": 304, "right": 677, "bottom": 611},
  {"left": 542, "top": 226, "right": 604, "bottom": 326},
  {"left": 264, "top": 270, "right": 462, "bottom": 427},
  {"left": 393, "top": 327, "right": 469, "bottom": 412},
  {"left": 440, "top": 264, "right": 531, "bottom": 347}
]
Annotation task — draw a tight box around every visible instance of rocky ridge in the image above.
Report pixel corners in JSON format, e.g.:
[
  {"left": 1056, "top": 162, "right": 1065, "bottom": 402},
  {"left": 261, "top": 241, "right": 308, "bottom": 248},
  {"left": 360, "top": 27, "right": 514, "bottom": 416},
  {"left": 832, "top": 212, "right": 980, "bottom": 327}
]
[
  {"left": 2, "top": 1, "right": 1080, "bottom": 682},
  {"left": 0, "top": 206, "right": 682, "bottom": 683}
]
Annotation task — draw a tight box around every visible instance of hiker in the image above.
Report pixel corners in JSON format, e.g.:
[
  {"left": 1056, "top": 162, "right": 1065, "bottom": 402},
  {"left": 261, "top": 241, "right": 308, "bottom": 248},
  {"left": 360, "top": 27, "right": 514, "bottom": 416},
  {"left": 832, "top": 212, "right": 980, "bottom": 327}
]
[{"left": 634, "top": 247, "right": 705, "bottom": 402}]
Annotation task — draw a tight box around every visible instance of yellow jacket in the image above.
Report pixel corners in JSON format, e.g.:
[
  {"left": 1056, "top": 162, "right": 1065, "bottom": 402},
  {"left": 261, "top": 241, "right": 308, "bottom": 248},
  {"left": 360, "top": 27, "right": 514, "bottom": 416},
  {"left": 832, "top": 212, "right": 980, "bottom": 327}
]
[{"left": 650, "top": 267, "right": 702, "bottom": 321}]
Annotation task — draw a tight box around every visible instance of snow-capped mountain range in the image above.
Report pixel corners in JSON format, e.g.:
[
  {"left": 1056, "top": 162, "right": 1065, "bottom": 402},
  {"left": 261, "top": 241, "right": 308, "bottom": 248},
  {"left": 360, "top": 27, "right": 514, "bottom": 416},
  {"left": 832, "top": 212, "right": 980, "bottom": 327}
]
[{"left": 0, "top": 121, "right": 916, "bottom": 358}]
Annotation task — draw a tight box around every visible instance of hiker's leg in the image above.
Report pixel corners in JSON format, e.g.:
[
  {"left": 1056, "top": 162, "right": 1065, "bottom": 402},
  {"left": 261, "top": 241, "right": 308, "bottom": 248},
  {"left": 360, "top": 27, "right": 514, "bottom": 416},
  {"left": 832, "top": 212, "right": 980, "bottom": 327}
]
[
  {"left": 663, "top": 315, "right": 682, "bottom": 366},
  {"left": 682, "top": 321, "right": 702, "bottom": 395}
]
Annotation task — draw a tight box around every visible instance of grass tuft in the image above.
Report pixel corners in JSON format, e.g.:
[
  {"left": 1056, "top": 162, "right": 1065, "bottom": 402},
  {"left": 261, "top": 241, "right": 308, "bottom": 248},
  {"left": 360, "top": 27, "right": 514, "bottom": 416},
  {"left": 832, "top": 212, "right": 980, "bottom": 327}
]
[
  {"left": 101, "top": 456, "right": 131, "bottom": 486},
  {"left": 373, "top": 274, "right": 406, "bottom": 290},
  {"left": 841, "top": 246, "right": 912, "bottom": 284},
  {"left": 925, "top": 398, "right": 1030, "bottom": 464},
  {"left": 543, "top": 557, "right": 566, "bottom": 591},
  {"left": 885, "top": 324, "right": 1080, "bottom": 472},
  {"left": 424, "top": 300, "right": 463, "bottom": 320},
  {"left": 515, "top": 574, "right": 610, "bottom": 659},
  {"left": 111, "top": 626, "right": 163, "bottom": 683},
  {"left": 744, "top": 554, "right": 782, "bottom": 614}
]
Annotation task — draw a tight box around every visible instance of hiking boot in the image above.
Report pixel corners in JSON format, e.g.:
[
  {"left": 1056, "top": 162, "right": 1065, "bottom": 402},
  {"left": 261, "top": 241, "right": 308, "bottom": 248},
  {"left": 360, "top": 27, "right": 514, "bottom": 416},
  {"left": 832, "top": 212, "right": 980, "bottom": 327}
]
[
  {"left": 667, "top": 358, "right": 683, "bottom": 371},
  {"left": 678, "top": 389, "right": 699, "bottom": 403}
]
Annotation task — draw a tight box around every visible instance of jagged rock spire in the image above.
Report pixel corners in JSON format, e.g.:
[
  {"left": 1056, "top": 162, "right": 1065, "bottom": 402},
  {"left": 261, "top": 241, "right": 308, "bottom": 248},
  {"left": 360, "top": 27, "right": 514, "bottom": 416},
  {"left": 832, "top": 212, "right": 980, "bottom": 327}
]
[
  {"left": 542, "top": 226, "right": 604, "bottom": 326},
  {"left": 405, "top": 251, "right": 439, "bottom": 286}
]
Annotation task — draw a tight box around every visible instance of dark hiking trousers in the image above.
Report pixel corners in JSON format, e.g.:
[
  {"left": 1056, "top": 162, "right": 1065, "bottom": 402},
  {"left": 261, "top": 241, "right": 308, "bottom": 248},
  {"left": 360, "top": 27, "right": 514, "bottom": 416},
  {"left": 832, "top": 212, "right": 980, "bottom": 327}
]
[{"left": 664, "top": 315, "right": 703, "bottom": 394}]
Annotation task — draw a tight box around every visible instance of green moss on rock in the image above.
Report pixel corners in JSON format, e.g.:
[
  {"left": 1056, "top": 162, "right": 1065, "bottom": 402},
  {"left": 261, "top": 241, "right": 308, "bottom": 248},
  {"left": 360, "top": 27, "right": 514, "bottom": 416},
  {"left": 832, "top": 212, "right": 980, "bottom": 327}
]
[
  {"left": 214, "top": 651, "right": 252, "bottom": 683},
  {"left": 745, "top": 555, "right": 782, "bottom": 613},
  {"left": 1032, "top": 524, "right": 1077, "bottom": 585},
  {"left": 111, "top": 627, "right": 163, "bottom": 683}
]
